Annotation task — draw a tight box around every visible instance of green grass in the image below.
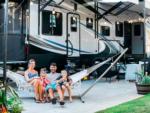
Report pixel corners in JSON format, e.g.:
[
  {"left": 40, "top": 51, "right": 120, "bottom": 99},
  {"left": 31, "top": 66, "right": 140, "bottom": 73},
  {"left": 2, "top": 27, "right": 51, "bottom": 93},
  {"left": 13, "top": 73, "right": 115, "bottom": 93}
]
[{"left": 96, "top": 94, "right": 150, "bottom": 113}]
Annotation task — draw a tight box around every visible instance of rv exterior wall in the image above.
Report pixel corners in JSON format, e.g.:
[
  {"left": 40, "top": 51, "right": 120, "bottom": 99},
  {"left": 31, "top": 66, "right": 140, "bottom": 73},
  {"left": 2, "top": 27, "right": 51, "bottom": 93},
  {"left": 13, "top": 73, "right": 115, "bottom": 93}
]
[
  {"left": 29, "top": 3, "right": 107, "bottom": 55},
  {"left": 30, "top": 3, "right": 38, "bottom": 36},
  {"left": 29, "top": 1, "right": 142, "bottom": 56}
]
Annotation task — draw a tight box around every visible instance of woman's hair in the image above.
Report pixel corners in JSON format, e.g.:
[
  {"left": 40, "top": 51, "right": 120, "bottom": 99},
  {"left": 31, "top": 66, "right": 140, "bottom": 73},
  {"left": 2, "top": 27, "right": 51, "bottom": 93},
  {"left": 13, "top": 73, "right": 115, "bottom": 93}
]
[{"left": 28, "top": 59, "right": 35, "bottom": 67}]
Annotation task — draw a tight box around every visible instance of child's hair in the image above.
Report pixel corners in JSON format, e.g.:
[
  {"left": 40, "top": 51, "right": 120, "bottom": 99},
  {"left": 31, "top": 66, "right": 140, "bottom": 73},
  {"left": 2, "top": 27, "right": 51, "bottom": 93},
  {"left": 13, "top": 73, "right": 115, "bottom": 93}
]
[
  {"left": 61, "top": 70, "right": 70, "bottom": 76},
  {"left": 40, "top": 68, "right": 47, "bottom": 74}
]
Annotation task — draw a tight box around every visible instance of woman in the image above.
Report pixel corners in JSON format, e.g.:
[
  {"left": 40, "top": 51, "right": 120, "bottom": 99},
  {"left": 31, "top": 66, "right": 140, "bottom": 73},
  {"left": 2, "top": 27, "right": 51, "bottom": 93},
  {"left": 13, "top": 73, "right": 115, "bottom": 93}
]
[{"left": 24, "top": 59, "right": 41, "bottom": 103}]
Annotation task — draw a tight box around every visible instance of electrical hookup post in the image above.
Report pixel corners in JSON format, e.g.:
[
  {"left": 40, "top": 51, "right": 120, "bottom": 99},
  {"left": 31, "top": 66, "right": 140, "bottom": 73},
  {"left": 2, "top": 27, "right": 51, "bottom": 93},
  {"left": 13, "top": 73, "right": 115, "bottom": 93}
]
[{"left": 2, "top": 0, "right": 8, "bottom": 108}]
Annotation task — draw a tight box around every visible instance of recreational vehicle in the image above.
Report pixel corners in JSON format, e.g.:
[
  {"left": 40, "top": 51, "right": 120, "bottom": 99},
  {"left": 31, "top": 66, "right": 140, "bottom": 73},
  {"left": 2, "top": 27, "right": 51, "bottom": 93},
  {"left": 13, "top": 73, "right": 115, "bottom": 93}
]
[{"left": 0, "top": 0, "right": 150, "bottom": 69}]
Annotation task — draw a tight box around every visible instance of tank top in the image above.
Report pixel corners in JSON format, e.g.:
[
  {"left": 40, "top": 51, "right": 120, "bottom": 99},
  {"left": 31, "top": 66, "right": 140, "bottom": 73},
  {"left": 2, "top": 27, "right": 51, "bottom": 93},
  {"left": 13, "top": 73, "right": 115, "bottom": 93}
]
[{"left": 28, "top": 72, "right": 38, "bottom": 79}]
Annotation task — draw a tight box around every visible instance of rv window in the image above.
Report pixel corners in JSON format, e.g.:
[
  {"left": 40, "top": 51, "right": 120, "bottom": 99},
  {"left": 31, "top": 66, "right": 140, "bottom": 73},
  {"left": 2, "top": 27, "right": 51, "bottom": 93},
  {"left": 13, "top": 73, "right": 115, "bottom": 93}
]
[
  {"left": 115, "top": 22, "right": 123, "bottom": 37},
  {"left": 86, "top": 18, "right": 93, "bottom": 29},
  {"left": 0, "top": 3, "right": 22, "bottom": 34},
  {"left": 0, "top": 6, "right": 4, "bottom": 33},
  {"left": 134, "top": 24, "right": 141, "bottom": 36},
  {"left": 42, "top": 11, "right": 62, "bottom": 36},
  {"left": 101, "top": 26, "right": 110, "bottom": 36},
  {"left": 71, "top": 17, "right": 77, "bottom": 32}
]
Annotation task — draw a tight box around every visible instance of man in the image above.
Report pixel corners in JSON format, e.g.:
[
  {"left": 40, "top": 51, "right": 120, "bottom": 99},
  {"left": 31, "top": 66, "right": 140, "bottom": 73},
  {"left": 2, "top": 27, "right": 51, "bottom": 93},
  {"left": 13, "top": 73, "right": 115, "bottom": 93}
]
[{"left": 46, "top": 63, "right": 64, "bottom": 105}]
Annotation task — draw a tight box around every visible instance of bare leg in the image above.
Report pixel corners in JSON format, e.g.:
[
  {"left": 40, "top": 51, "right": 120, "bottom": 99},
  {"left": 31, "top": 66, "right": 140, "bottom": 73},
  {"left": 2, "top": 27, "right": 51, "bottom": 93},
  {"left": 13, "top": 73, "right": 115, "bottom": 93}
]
[
  {"left": 48, "top": 88, "right": 57, "bottom": 104},
  {"left": 32, "top": 79, "right": 40, "bottom": 100},
  {"left": 61, "top": 85, "right": 66, "bottom": 99},
  {"left": 66, "top": 84, "right": 72, "bottom": 102},
  {"left": 56, "top": 86, "right": 63, "bottom": 101},
  {"left": 45, "top": 92, "right": 49, "bottom": 102},
  {"left": 39, "top": 85, "right": 45, "bottom": 101},
  {"left": 38, "top": 81, "right": 42, "bottom": 101},
  {"left": 48, "top": 89, "right": 54, "bottom": 99}
]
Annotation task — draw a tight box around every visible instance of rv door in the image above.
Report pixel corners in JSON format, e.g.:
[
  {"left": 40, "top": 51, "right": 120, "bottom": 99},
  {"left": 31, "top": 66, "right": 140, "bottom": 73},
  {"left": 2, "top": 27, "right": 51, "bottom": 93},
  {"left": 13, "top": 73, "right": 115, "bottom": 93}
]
[
  {"left": 66, "top": 13, "right": 80, "bottom": 57},
  {"left": 132, "top": 22, "right": 144, "bottom": 55}
]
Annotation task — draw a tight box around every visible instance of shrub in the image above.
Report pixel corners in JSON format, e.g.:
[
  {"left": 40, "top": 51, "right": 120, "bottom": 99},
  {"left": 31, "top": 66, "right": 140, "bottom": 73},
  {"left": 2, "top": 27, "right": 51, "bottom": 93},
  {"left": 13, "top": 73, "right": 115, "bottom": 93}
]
[
  {"left": 0, "top": 82, "right": 23, "bottom": 113},
  {"left": 136, "top": 70, "right": 150, "bottom": 85}
]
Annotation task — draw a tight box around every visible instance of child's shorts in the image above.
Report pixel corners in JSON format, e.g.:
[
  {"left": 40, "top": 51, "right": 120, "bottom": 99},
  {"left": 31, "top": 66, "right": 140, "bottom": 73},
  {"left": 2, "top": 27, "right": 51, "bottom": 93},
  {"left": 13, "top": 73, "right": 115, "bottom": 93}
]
[{"left": 45, "top": 82, "right": 58, "bottom": 91}]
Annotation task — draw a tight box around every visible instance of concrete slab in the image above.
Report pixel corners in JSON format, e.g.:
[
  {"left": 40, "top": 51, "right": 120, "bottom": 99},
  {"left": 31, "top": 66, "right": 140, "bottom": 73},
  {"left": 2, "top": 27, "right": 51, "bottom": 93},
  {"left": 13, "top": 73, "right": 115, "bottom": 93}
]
[{"left": 22, "top": 80, "right": 142, "bottom": 113}]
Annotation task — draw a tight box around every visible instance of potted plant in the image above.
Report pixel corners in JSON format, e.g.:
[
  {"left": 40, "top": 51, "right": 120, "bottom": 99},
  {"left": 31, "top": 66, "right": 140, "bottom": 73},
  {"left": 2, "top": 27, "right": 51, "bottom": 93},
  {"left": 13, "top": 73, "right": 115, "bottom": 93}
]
[
  {"left": 136, "top": 70, "right": 150, "bottom": 94},
  {"left": 0, "top": 81, "right": 23, "bottom": 113}
]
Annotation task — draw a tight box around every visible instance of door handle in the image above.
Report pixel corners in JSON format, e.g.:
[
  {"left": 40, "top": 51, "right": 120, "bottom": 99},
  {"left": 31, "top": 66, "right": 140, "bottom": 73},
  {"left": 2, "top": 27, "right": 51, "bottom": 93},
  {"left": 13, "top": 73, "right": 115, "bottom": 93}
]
[{"left": 66, "top": 40, "right": 73, "bottom": 56}]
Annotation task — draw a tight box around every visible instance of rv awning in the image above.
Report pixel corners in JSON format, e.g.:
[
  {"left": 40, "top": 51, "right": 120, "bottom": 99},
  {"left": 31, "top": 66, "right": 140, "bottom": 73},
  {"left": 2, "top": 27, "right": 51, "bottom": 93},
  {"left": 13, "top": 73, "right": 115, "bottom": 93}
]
[
  {"left": 99, "top": 0, "right": 139, "bottom": 4},
  {"left": 99, "top": 0, "right": 150, "bottom": 9},
  {"left": 146, "top": 0, "right": 150, "bottom": 9}
]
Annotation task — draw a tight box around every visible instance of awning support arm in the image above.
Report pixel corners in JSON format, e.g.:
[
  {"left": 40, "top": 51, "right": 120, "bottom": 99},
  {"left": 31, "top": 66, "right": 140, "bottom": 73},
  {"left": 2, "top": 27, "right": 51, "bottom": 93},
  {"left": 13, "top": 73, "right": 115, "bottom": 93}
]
[
  {"left": 40, "top": 0, "right": 53, "bottom": 11},
  {"left": 80, "top": 48, "right": 128, "bottom": 100}
]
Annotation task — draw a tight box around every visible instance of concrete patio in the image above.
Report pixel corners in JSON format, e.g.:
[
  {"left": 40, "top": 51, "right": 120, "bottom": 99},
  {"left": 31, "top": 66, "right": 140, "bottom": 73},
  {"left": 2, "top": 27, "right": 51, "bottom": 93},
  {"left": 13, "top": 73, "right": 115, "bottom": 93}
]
[{"left": 22, "top": 80, "right": 142, "bottom": 113}]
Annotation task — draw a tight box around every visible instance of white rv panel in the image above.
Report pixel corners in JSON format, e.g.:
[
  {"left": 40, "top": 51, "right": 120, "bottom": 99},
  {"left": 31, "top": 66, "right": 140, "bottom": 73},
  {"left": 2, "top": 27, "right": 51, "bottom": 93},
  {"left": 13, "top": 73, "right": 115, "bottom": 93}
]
[
  {"left": 146, "top": 0, "right": 150, "bottom": 9},
  {"left": 30, "top": 3, "right": 38, "bottom": 36},
  {"left": 146, "top": 17, "right": 150, "bottom": 57}
]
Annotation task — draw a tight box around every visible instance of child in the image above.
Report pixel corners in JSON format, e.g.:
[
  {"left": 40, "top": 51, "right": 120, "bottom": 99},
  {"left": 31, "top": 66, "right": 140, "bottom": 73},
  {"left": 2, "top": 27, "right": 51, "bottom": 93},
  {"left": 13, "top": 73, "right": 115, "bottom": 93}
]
[
  {"left": 57, "top": 70, "right": 73, "bottom": 102},
  {"left": 39, "top": 68, "right": 50, "bottom": 103}
]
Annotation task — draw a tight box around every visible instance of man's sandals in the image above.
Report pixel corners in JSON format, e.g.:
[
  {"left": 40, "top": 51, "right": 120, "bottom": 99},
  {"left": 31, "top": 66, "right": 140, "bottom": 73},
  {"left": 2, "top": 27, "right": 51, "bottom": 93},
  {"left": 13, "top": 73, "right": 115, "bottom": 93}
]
[{"left": 51, "top": 98, "right": 65, "bottom": 106}]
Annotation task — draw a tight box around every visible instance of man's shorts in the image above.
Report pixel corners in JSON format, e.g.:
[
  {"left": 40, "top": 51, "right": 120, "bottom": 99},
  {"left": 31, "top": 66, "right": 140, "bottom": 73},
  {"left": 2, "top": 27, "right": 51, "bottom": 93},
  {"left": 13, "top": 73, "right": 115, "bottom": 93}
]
[{"left": 45, "top": 82, "right": 58, "bottom": 91}]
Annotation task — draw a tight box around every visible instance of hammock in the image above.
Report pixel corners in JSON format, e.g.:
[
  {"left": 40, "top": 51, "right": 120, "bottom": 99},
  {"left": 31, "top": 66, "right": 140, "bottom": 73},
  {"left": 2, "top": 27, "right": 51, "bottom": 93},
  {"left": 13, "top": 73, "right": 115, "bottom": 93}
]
[
  {"left": 0, "top": 57, "right": 112, "bottom": 97},
  {"left": 70, "top": 58, "right": 111, "bottom": 84}
]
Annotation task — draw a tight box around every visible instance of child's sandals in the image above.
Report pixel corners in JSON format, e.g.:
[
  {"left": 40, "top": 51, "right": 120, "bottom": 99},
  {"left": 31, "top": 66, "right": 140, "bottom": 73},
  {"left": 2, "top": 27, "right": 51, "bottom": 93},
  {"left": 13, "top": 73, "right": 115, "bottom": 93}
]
[
  {"left": 40, "top": 99, "right": 46, "bottom": 103},
  {"left": 34, "top": 98, "right": 40, "bottom": 103}
]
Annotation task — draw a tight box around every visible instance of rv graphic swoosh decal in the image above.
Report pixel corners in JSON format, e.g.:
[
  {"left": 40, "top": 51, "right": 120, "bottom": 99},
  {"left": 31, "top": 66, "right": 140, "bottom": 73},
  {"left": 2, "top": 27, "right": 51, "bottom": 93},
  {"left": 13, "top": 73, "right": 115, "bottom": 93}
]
[
  {"left": 44, "top": 39, "right": 91, "bottom": 53},
  {"left": 29, "top": 35, "right": 92, "bottom": 54}
]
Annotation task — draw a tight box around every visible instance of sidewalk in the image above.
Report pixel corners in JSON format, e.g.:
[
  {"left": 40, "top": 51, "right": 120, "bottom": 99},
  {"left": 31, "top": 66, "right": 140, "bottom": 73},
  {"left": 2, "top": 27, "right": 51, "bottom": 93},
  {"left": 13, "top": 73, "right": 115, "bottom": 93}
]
[{"left": 22, "top": 80, "right": 142, "bottom": 113}]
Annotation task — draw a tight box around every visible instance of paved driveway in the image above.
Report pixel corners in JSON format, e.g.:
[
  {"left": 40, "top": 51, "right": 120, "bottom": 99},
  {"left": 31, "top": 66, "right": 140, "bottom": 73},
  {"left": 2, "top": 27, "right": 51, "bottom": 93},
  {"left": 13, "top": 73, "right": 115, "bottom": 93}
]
[{"left": 22, "top": 80, "right": 142, "bottom": 113}]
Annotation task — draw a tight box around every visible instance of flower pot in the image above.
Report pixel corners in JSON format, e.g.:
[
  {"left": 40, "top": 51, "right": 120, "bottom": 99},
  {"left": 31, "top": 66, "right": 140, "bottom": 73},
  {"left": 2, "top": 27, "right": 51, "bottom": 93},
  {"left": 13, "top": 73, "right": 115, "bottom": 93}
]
[{"left": 136, "top": 83, "right": 150, "bottom": 94}]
